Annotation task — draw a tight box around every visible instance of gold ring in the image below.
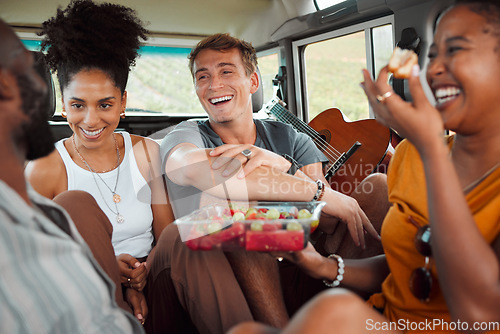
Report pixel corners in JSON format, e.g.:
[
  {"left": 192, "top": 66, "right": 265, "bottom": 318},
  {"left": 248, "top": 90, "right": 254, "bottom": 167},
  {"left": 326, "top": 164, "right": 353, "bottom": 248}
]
[{"left": 376, "top": 91, "right": 394, "bottom": 103}]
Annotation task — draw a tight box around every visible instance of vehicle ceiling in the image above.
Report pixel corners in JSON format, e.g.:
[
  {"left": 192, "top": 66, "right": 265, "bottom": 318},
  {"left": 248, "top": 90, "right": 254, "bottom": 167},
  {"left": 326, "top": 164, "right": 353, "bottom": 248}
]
[{"left": 0, "top": 0, "right": 317, "bottom": 49}]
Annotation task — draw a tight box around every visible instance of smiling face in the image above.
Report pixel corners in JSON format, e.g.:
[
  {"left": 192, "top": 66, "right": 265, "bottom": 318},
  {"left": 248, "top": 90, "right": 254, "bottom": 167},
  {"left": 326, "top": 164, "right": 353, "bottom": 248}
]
[
  {"left": 62, "top": 69, "right": 126, "bottom": 149},
  {"left": 193, "top": 48, "right": 258, "bottom": 125},
  {"left": 426, "top": 5, "right": 500, "bottom": 133}
]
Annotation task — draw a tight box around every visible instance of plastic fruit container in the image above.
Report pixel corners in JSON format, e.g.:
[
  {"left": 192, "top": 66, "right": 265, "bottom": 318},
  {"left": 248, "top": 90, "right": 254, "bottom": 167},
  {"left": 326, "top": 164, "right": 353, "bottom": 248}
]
[{"left": 175, "top": 201, "right": 326, "bottom": 251}]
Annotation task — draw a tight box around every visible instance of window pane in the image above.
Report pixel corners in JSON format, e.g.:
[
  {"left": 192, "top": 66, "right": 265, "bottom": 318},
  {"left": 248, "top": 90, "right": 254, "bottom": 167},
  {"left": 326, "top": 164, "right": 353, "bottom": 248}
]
[
  {"left": 126, "top": 47, "right": 204, "bottom": 115},
  {"left": 372, "top": 24, "right": 394, "bottom": 77},
  {"left": 22, "top": 40, "right": 204, "bottom": 116},
  {"left": 315, "top": 0, "right": 348, "bottom": 10},
  {"left": 257, "top": 52, "right": 279, "bottom": 107},
  {"left": 304, "top": 31, "right": 368, "bottom": 121}
]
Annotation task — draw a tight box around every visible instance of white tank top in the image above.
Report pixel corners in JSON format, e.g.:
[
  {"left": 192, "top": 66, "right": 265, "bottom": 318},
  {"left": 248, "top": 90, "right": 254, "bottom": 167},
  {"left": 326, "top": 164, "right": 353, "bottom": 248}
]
[{"left": 55, "top": 131, "right": 153, "bottom": 258}]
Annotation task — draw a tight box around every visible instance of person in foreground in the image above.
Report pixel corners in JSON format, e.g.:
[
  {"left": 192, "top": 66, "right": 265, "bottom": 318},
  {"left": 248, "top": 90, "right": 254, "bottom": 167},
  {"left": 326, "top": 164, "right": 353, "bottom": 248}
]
[
  {"left": 0, "top": 19, "right": 144, "bottom": 333},
  {"left": 229, "top": 1, "right": 500, "bottom": 333},
  {"left": 25, "top": 0, "right": 174, "bottom": 322},
  {"left": 146, "top": 33, "right": 390, "bottom": 334}
]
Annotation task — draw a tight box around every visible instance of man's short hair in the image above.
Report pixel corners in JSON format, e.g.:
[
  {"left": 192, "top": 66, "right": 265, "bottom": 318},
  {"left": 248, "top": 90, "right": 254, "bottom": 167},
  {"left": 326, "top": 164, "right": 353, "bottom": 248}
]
[{"left": 188, "top": 33, "right": 258, "bottom": 78}]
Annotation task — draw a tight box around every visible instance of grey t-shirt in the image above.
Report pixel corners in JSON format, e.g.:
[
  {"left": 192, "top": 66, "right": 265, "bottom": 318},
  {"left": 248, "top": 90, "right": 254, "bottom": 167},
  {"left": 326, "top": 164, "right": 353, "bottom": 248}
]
[{"left": 161, "top": 119, "right": 328, "bottom": 219}]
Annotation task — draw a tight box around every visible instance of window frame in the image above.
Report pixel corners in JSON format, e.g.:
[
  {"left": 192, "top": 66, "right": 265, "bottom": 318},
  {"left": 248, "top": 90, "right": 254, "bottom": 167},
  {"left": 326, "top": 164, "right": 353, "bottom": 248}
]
[{"left": 291, "top": 15, "right": 394, "bottom": 122}]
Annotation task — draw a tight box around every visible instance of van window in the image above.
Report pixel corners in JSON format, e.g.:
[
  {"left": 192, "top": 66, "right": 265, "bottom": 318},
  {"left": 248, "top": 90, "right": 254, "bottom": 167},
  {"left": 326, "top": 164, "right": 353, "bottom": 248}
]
[
  {"left": 372, "top": 24, "right": 394, "bottom": 81},
  {"left": 22, "top": 38, "right": 203, "bottom": 116},
  {"left": 127, "top": 46, "right": 203, "bottom": 116},
  {"left": 293, "top": 18, "right": 394, "bottom": 122},
  {"left": 314, "top": 0, "right": 349, "bottom": 10},
  {"left": 304, "top": 30, "right": 367, "bottom": 121},
  {"left": 256, "top": 50, "right": 280, "bottom": 108}
]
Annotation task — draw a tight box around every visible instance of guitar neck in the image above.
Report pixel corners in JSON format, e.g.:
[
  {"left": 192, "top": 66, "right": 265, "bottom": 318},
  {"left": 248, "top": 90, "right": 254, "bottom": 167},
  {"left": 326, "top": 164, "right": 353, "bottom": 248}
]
[
  {"left": 263, "top": 97, "right": 392, "bottom": 195},
  {"left": 265, "top": 98, "right": 320, "bottom": 137},
  {"left": 264, "top": 98, "right": 341, "bottom": 171}
]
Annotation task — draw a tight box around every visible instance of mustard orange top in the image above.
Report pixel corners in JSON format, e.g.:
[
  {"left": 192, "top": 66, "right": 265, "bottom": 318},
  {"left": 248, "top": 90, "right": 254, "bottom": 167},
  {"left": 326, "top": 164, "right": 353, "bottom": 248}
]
[{"left": 368, "top": 137, "right": 500, "bottom": 333}]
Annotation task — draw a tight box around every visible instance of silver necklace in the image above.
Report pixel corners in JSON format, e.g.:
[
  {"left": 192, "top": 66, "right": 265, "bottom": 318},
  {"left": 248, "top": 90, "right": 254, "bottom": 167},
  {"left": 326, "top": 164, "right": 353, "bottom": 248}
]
[{"left": 72, "top": 134, "right": 125, "bottom": 223}]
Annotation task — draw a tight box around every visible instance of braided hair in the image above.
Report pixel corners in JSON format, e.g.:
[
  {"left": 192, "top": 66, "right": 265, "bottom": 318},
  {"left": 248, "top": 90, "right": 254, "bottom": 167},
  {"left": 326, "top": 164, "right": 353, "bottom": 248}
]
[{"left": 39, "top": 0, "right": 149, "bottom": 95}]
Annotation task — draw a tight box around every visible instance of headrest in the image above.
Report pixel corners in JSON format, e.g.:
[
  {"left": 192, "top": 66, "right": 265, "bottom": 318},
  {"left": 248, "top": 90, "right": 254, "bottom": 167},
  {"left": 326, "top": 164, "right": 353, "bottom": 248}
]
[
  {"left": 252, "top": 67, "right": 263, "bottom": 112},
  {"left": 32, "top": 51, "right": 56, "bottom": 118}
]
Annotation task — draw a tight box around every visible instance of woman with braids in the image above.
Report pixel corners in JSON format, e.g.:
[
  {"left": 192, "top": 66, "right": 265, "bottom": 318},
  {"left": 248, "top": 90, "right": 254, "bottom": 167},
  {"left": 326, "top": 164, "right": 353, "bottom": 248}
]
[
  {"left": 230, "top": 1, "right": 500, "bottom": 333},
  {"left": 26, "top": 0, "right": 174, "bottom": 323}
]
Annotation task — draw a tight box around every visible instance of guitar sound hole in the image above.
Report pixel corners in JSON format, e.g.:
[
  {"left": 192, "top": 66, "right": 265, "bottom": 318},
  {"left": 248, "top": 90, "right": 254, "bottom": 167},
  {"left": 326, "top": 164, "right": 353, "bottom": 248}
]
[{"left": 317, "top": 130, "right": 331, "bottom": 151}]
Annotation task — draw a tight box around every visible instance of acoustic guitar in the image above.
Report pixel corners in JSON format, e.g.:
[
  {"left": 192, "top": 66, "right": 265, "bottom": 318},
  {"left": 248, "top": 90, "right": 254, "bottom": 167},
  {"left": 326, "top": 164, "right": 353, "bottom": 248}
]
[{"left": 264, "top": 97, "right": 393, "bottom": 195}]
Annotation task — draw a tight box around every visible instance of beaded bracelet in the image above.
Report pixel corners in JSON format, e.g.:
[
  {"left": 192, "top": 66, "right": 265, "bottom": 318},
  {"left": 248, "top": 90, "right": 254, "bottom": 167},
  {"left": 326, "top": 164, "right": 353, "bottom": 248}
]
[
  {"left": 312, "top": 180, "right": 325, "bottom": 201},
  {"left": 323, "top": 254, "right": 345, "bottom": 288}
]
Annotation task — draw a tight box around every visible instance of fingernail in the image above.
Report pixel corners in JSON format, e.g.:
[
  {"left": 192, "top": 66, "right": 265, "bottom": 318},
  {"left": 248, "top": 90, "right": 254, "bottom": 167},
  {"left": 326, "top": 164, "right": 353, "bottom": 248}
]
[
  {"left": 209, "top": 149, "right": 215, "bottom": 156},
  {"left": 137, "top": 314, "right": 143, "bottom": 321},
  {"left": 222, "top": 170, "right": 230, "bottom": 177},
  {"left": 135, "top": 262, "right": 141, "bottom": 268},
  {"left": 237, "top": 171, "right": 245, "bottom": 179},
  {"left": 412, "top": 64, "right": 420, "bottom": 77}
]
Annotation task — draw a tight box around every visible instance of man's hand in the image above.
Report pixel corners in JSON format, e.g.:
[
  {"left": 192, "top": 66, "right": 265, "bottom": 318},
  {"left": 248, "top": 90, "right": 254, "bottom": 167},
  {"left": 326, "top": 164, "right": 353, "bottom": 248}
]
[
  {"left": 117, "top": 253, "right": 147, "bottom": 291},
  {"left": 124, "top": 288, "right": 148, "bottom": 325},
  {"left": 321, "top": 189, "right": 380, "bottom": 249},
  {"left": 210, "top": 144, "right": 291, "bottom": 178}
]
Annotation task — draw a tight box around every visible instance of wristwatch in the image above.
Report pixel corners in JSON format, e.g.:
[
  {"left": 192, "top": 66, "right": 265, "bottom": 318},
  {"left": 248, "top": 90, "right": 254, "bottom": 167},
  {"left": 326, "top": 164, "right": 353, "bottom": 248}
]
[{"left": 282, "top": 154, "right": 301, "bottom": 175}]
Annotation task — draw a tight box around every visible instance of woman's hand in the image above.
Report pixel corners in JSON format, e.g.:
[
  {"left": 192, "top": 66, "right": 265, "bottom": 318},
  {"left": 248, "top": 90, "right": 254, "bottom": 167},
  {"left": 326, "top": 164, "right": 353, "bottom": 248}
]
[
  {"left": 360, "top": 65, "right": 444, "bottom": 154},
  {"left": 272, "top": 242, "right": 329, "bottom": 280},
  {"left": 210, "top": 144, "right": 291, "bottom": 178},
  {"left": 124, "top": 288, "right": 148, "bottom": 325},
  {"left": 117, "top": 253, "right": 147, "bottom": 291},
  {"left": 320, "top": 188, "right": 380, "bottom": 249}
]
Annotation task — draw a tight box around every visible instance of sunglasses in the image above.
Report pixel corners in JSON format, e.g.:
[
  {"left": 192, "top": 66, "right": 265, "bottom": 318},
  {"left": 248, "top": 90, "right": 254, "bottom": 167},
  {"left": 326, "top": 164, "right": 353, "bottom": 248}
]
[{"left": 408, "top": 216, "right": 433, "bottom": 302}]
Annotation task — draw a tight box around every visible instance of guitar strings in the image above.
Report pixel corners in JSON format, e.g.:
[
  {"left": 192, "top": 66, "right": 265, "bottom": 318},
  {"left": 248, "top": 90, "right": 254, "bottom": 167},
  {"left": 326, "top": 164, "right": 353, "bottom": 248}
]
[
  {"left": 270, "top": 104, "right": 343, "bottom": 163},
  {"left": 271, "top": 104, "right": 342, "bottom": 160}
]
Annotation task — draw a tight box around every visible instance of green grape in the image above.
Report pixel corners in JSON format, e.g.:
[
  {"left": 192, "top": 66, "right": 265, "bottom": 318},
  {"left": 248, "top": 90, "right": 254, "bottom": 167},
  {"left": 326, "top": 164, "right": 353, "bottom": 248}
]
[
  {"left": 298, "top": 209, "right": 312, "bottom": 219},
  {"left": 266, "top": 208, "right": 280, "bottom": 220},
  {"left": 286, "top": 221, "right": 303, "bottom": 231},
  {"left": 207, "top": 221, "right": 223, "bottom": 234},
  {"left": 232, "top": 211, "right": 246, "bottom": 221},
  {"left": 250, "top": 221, "right": 264, "bottom": 231}
]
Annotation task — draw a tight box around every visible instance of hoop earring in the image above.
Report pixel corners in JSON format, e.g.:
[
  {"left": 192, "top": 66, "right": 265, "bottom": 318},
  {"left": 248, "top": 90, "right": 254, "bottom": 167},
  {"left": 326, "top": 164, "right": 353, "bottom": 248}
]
[
  {"left": 61, "top": 110, "right": 67, "bottom": 118},
  {"left": 120, "top": 111, "right": 126, "bottom": 119}
]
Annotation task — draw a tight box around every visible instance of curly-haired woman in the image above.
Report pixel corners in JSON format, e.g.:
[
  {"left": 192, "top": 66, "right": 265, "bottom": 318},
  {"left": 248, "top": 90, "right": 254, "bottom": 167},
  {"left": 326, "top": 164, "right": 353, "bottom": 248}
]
[{"left": 26, "top": 0, "right": 174, "bottom": 323}]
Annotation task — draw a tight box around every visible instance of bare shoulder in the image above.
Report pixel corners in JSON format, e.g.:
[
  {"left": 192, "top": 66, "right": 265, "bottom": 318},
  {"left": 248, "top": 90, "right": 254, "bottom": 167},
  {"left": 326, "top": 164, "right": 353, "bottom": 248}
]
[
  {"left": 130, "top": 135, "right": 160, "bottom": 153},
  {"left": 25, "top": 149, "right": 65, "bottom": 179},
  {"left": 129, "top": 135, "right": 162, "bottom": 181},
  {"left": 25, "top": 149, "right": 67, "bottom": 198}
]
